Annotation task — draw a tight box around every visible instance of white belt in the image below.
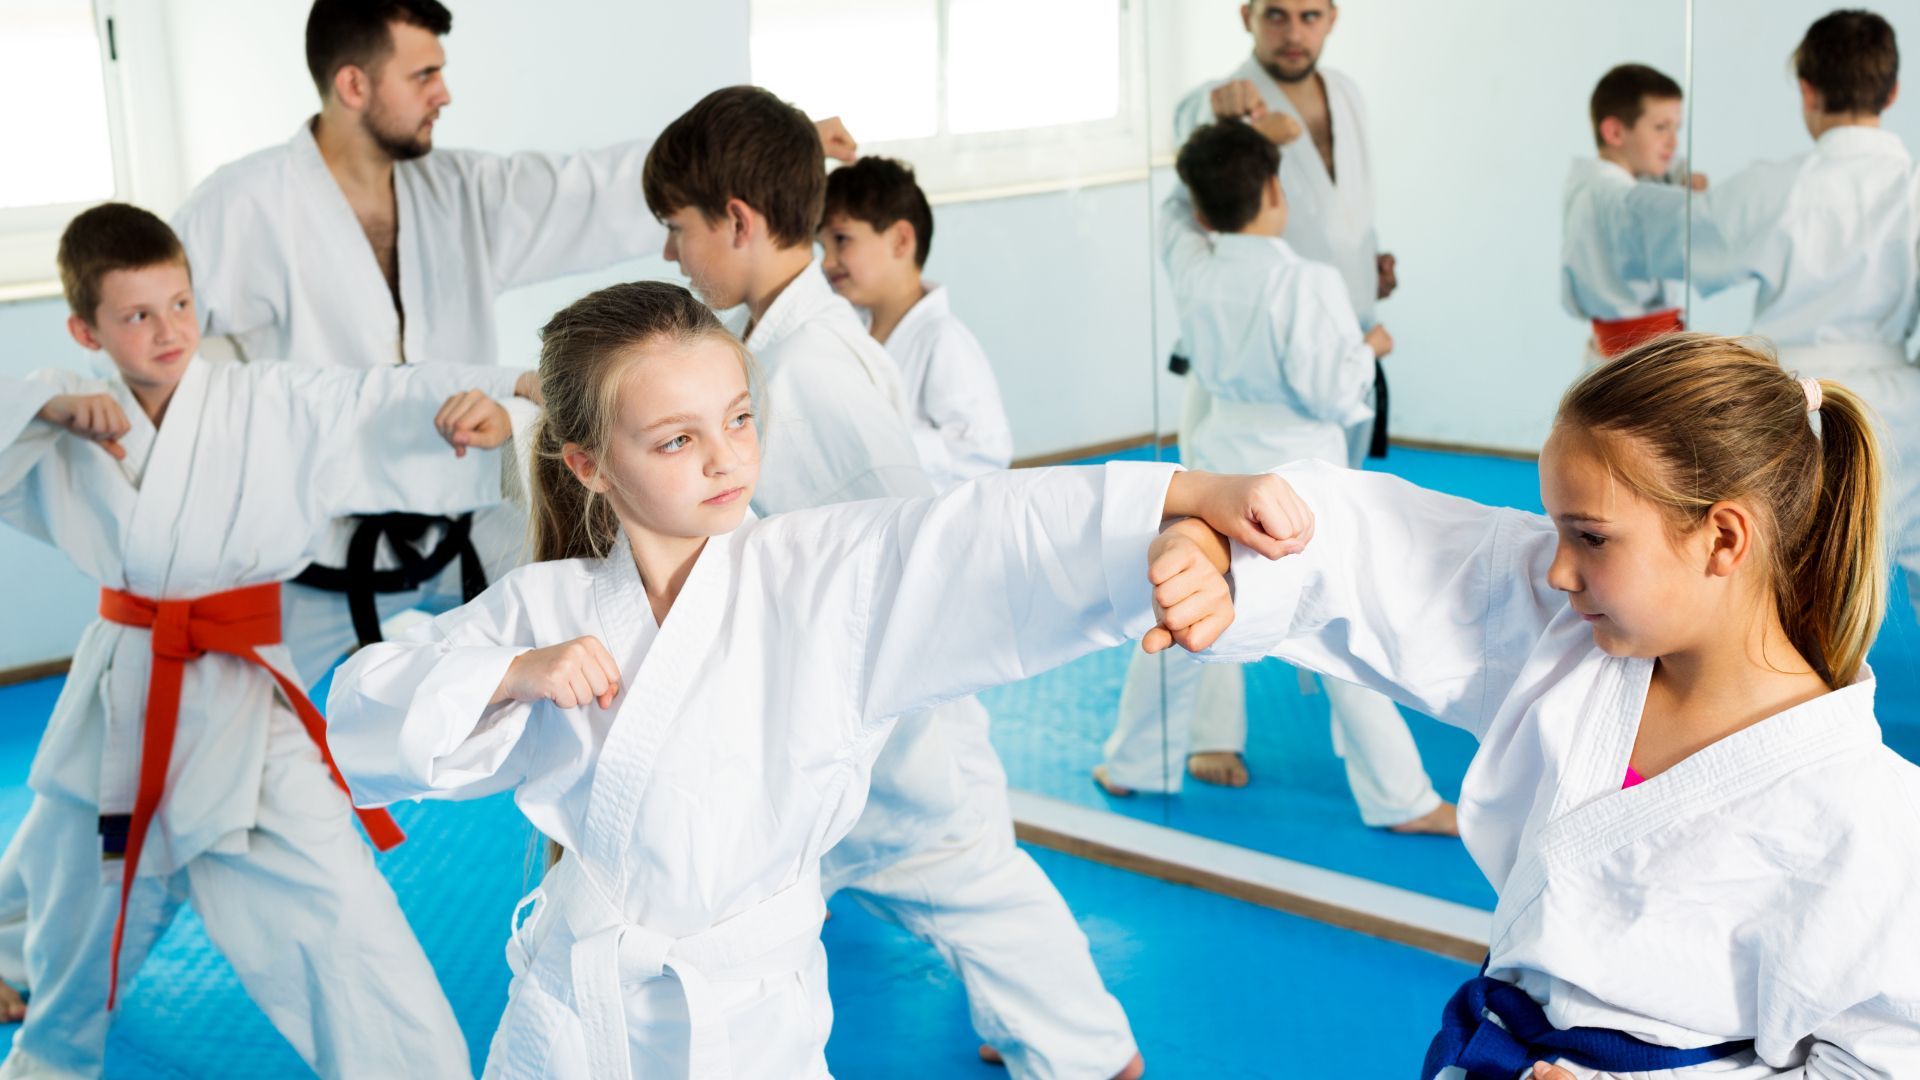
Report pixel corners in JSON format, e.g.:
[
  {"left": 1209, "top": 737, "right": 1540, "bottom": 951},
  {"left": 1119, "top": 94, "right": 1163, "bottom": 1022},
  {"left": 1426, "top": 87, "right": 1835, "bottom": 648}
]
[{"left": 506, "top": 855, "right": 826, "bottom": 1080}]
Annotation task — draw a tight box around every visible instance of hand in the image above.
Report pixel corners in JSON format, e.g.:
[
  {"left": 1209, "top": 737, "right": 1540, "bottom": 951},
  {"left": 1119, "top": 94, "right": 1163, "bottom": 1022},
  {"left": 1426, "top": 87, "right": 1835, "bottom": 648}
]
[
  {"left": 1210, "top": 79, "right": 1267, "bottom": 121},
  {"left": 1376, "top": 252, "right": 1398, "bottom": 300},
  {"left": 491, "top": 635, "right": 622, "bottom": 710},
  {"left": 814, "top": 116, "right": 858, "bottom": 163},
  {"left": 36, "top": 393, "right": 130, "bottom": 460},
  {"left": 1688, "top": 171, "right": 1709, "bottom": 192},
  {"left": 1164, "top": 472, "right": 1314, "bottom": 560},
  {"left": 514, "top": 369, "right": 544, "bottom": 406},
  {"left": 1250, "top": 112, "right": 1303, "bottom": 145},
  {"left": 1531, "top": 1062, "right": 1577, "bottom": 1080},
  {"left": 435, "top": 389, "right": 512, "bottom": 457},
  {"left": 1365, "top": 323, "right": 1394, "bottom": 359},
  {"left": 1141, "top": 525, "right": 1235, "bottom": 655}
]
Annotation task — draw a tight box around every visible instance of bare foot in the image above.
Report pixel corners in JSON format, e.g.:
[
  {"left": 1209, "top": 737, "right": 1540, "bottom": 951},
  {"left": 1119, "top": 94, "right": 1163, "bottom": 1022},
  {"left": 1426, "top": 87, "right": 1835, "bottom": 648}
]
[
  {"left": 979, "top": 1045, "right": 1145, "bottom": 1079},
  {"left": 0, "top": 981, "right": 24, "bottom": 1023},
  {"left": 1186, "top": 751, "right": 1249, "bottom": 788},
  {"left": 1091, "top": 764, "right": 1134, "bottom": 798},
  {"left": 1388, "top": 801, "right": 1460, "bottom": 837}
]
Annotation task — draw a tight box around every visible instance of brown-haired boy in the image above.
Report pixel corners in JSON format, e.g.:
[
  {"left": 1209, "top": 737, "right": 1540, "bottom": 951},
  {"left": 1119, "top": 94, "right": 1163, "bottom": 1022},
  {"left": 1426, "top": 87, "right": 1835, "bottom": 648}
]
[
  {"left": 0, "top": 202, "right": 533, "bottom": 1077},
  {"left": 818, "top": 156, "right": 1012, "bottom": 493},
  {"left": 644, "top": 86, "right": 1144, "bottom": 1079},
  {"left": 1561, "top": 62, "right": 1699, "bottom": 366},
  {"left": 1692, "top": 8, "right": 1920, "bottom": 628}
]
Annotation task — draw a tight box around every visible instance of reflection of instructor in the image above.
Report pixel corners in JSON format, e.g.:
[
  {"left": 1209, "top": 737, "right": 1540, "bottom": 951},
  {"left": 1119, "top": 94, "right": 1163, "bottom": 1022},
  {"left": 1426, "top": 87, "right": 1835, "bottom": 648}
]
[{"left": 1175, "top": 0, "right": 1394, "bottom": 463}]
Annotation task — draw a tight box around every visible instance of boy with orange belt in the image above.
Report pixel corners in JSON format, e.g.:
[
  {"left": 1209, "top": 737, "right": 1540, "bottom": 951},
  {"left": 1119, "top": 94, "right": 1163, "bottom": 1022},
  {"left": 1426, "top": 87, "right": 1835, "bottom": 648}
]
[{"left": 0, "top": 203, "right": 536, "bottom": 1078}]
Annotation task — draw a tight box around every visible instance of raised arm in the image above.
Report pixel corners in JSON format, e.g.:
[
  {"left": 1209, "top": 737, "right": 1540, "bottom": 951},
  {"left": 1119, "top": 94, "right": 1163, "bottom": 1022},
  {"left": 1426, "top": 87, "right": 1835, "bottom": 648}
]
[
  {"left": 325, "top": 570, "right": 551, "bottom": 806},
  {"left": 265, "top": 362, "right": 528, "bottom": 521},
  {"left": 1158, "top": 186, "right": 1214, "bottom": 288},
  {"left": 1205, "top": 462, "right": 1564, "bottom": 739},
  {"left": 459, "top": 141, "right": 668, "bottom": 292},
  {"left": 853, "top": 461, "right": 1179, "bottom": 722}
]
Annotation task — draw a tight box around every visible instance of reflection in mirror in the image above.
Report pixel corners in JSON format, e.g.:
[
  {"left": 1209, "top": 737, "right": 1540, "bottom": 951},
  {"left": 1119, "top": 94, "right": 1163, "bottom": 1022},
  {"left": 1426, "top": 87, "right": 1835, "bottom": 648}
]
[
  {"left": 1046, "top": 0, "right": 1694, "bottom": 921},
  {"left": 1687, "top": 3, "right": 1920, "bottom": 658}
]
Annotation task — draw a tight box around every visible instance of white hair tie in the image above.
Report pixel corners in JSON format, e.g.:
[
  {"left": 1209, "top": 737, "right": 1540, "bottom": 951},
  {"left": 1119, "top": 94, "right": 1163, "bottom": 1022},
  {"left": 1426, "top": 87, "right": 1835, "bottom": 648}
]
[{"left": 1800, "top": 377, "right": 1822, "bottom": 413}]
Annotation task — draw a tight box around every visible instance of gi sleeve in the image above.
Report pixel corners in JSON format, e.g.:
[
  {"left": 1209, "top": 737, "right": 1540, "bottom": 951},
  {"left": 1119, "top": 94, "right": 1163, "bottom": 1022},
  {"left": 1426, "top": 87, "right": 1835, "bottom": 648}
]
[
  {"left": 459, "top": 141, "right": 668, "bottom": 292},
  {"left": 1204, "top": 462, "right": 1564, "bottom": 740}
]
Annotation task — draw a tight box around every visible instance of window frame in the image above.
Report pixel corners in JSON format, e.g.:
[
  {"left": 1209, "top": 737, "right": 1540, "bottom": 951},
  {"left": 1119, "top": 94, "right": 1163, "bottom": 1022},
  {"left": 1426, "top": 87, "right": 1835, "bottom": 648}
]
[
  {"left": 752, "top": 0, "right": 1153, "bottom": 200},
  {"left": 0, "top": 0, "right": 183, "bottom": 292}
]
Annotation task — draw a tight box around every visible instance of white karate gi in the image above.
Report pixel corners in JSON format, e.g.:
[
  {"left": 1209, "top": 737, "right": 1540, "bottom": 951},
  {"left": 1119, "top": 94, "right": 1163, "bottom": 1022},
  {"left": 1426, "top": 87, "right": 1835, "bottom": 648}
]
[
  {"left": 171, "top": 119, "right": 667, "bottom": 685},
  {"left": 1692, "top": 126, "right": 1920, "bottom": 623},
  {"left": 1561, "top": 158, "right": 1690, "bottom": 367},
  {"left": 0, "top": 357, "right": 523, "bottom": 1079},
  {"left": 1175, "top": 60, "right": 1383, "bottom": 473},
  {"left": 1206, "top": 462, "right": 1920, "bottom": 1078},
  {"left": 865, "top": 281, "right": 1013, "bottom": 493},
  {"left": 1101, "top": 192, "right": 1440, "bottom": 827},
  {"left": 323, "top": 463, "right": 1176, "bottom": 1080},
  {"left": 735, "top": 266, "right": 1138, "bottom": 1078}
]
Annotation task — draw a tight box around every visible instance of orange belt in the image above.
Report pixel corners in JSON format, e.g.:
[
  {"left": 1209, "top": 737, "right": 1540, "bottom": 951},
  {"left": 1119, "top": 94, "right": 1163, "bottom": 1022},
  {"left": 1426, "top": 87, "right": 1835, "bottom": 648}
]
[
  {"left": 1590, "top": 307, "right": 1684, "bottom": 358},
  {"left": 95, "top": 582, "right": 405, "bottom": 1009}
]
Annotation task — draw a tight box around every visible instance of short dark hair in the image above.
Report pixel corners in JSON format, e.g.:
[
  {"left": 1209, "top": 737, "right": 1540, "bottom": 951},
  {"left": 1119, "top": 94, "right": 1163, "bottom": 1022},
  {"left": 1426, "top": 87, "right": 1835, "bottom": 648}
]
[
  {"left": 57, "top": 203, "right": 191, "bottom": 323},
  {"left": 1796, "top": 9, "right": 1899, "bottom": 116},
  {"left": 305, "top": 0, "right": 452, "bottom": 98},
  {"left": 822, "top": 157, "right": 935, "bottom": 267},
  {"left": 643, "top": 86, "right": 824, "bottom": 249},
  {"left": 1175, "top": 122, "right": 1280, "bottom": 234},
  {"left": 1589, "top": 64, "right": 1684, "bottom": 146}
]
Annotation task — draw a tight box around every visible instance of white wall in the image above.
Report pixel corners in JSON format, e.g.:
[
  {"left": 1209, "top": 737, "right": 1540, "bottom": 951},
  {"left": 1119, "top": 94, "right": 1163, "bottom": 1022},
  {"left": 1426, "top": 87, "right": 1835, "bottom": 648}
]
[
  {"left": 0, "top": 0, "right": 750, "bottom": 668},
  {"left": 1685, "top": 1, "right": 1920, "bottom": 337},
  {"left": 1148, "top": 0, "right": 1692, "bottom": 454}
]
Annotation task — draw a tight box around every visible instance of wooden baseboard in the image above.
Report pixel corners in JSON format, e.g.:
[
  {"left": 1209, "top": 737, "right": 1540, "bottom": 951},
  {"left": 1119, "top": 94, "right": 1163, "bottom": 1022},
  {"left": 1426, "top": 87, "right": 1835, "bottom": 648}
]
[{"left": 0, "top": 658, "right": 70, "bottom": 688}]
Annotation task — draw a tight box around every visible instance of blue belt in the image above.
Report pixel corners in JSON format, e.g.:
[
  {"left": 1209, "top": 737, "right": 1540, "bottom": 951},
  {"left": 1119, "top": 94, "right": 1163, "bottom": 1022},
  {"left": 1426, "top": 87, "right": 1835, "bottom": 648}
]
[{"left": 1423, "top": 975, "right": 1754, "bottom": 1079}]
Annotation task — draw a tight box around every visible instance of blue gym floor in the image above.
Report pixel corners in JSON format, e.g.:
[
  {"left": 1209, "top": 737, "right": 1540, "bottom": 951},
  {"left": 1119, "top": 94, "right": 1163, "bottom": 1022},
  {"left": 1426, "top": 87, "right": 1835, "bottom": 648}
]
[{"left": 4, "top": 443, "right": 1917, "bottom": 1076}]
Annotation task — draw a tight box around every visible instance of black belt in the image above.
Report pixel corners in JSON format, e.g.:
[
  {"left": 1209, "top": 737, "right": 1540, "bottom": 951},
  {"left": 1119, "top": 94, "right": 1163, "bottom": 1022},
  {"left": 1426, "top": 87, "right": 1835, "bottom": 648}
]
[
  {"left": 1368, "top": 357, "right": 1389, "bottom": 459},
  {"left": 291, "top": 512, "right": 487, "bottom": 648}
]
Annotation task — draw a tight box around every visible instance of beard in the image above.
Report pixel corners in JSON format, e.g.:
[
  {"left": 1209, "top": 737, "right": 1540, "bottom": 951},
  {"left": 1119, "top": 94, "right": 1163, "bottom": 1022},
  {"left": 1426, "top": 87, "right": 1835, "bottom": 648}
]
[
  {"left": 1258, "top": 50, "right": 1319, "bottom": 84},
  {"left": 362, "top": 100, "right": 435, "bottom": 162}
]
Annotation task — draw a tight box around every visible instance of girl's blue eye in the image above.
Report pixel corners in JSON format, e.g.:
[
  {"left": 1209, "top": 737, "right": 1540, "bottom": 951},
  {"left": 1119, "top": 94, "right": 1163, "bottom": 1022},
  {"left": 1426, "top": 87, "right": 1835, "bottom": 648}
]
[
  {"left": 662, "top": 435, "right": 690, "bottom": 452},
  {"left": 729, "top": 411, "right": 753, "bottom": 429}
]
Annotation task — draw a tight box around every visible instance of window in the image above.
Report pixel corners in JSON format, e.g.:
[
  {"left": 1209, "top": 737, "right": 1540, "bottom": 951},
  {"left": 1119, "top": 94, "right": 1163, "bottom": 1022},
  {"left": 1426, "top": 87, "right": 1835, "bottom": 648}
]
[
  {"left": 749, "top": 0, "right": 1148, "bottom": 197},
  {"left": 0, "top": 0, "right": 175, "bottom": 291}
]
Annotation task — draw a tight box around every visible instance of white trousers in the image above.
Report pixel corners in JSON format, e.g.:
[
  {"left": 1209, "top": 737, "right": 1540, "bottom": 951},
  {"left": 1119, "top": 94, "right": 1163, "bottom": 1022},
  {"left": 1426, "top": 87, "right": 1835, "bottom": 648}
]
[
  {"left": 1101, "top": 649, "right": 1442, "bottom": 828},
  {"left": 0, "top": 718, "right": 468, "bottom": 1080},
  {"left": 832, "top": 701, "right": 1138, "bottom": 1080}
]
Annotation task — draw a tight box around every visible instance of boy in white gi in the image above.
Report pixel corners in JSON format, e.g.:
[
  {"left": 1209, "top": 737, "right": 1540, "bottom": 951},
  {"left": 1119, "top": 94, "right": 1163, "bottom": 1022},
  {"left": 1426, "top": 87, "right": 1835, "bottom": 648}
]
[
  {"left": 1562, "top": 63, "right": 1699, "bottom": 367},
  {"left": 642, "top": 86, "right": 1144, "bottom": 1078},
  {"left": 324, "top": 280, "right": 1271, "bottom": 1079},
  {"left": 1691, "top": 8, "right": 1920, "bottom": 628},
  {"left": 1191, "top": 333, "right": 1920, "bottom": 1079},
  {"left": 0, "top": 203, "right": 537, "bottom": 1078},
  {"left": 818, "top": 156, "right": 1014, "bottom": 493},
  {"left": 1095, "top": 119, "right": 1456, "bottom": 836}
]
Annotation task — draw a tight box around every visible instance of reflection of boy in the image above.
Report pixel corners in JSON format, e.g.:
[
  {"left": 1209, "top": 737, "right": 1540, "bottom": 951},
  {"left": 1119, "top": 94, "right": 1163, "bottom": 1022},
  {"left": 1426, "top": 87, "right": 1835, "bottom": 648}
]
[
  {"left": 644, "top": 87, "right": 1143, "bottom": 1079},
  {"left": 1691, "top": 9, "right": 1920, "bottom": 624},
  {"left": 1, "top": 204, "right": 530, "bottom": 1078},
  {"left": 1562, "top": 64, "right": 1700, "bottom": 365},
  {"left": 1098, "top": 121, "right": 1457, "bottom": 838},
  {"left": 819, "top": 157, "right": 1013, "bottom": 493}
]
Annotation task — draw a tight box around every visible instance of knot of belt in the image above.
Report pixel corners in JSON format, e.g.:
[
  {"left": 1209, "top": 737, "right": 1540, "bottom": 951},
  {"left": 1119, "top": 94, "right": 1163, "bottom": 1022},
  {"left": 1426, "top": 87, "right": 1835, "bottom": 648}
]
[
  {"left": 291, "top": 511, "right": 487, "bottom": 648},
  {"left": 96, "top": 583, "right": 405, "bottom": 1009},
  {"left": 512, "top": 859, "right": 825, "bottom": 1080},
  {"left": 1422, "top": 973, "right": 1753, "bottom": 1080}
]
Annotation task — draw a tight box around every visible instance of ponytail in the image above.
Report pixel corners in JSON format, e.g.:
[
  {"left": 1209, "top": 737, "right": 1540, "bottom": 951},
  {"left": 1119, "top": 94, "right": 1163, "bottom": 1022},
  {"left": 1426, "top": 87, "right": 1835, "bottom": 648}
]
[
  {"left": 1558, "top": 334, "right": 1889, "bottom": 686},
  {"left": 1783, "top": 380, "right": 1886, "bottom": 686}
]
